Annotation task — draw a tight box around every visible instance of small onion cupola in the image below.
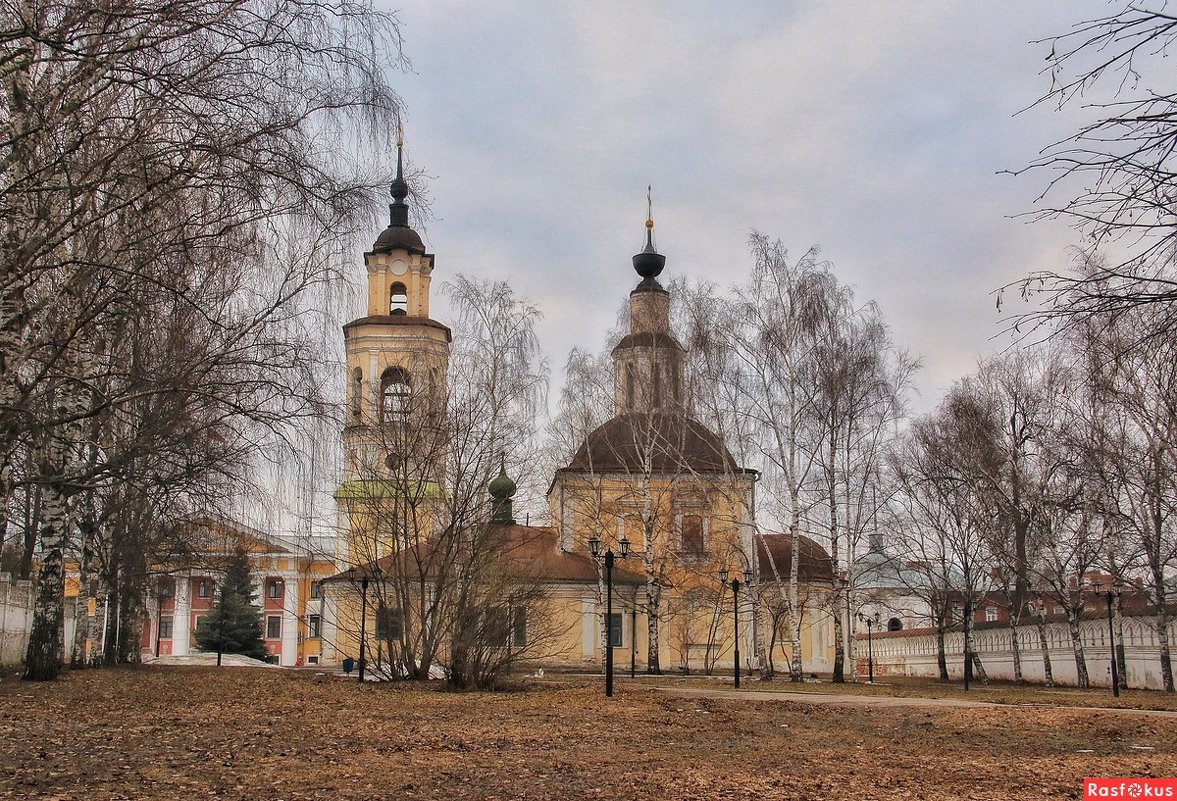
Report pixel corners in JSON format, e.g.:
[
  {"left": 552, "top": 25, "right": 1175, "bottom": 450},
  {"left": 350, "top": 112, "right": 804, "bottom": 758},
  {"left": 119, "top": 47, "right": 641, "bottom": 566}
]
[
  {"left": 488, "top": 460, "right": 517, "bottom": 525},
  {"left": 371, "top": 138, "right": 426, "bottom": 256},
  {"left": 631, "top": 185, "right": 666, "bottom": 292}
]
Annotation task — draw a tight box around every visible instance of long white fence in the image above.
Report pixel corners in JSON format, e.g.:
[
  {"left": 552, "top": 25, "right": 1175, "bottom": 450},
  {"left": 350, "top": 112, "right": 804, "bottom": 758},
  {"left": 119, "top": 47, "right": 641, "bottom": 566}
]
[{"left": 862, "top": 616, "right": 1176, "bottom": 690}]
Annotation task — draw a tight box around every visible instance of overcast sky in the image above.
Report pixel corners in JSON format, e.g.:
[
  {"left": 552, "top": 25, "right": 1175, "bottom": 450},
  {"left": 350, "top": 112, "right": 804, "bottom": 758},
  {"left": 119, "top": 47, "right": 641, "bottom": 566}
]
[{"left": 366, "top": 1, "right": 1113, "bottom": 415}]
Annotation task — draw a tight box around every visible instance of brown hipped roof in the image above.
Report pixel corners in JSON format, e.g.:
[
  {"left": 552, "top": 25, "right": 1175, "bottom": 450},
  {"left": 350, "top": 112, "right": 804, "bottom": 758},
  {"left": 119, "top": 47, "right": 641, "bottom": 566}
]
[{"left": 561, "top": 412, "right": 747, "bottom": 475}]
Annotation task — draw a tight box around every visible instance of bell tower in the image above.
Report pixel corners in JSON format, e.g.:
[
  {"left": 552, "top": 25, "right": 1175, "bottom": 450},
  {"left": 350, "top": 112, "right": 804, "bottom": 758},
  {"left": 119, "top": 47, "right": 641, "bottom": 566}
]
[
  {"left": 611, "top": 190, "right": 686, "bottom": 414},
  {"left": 338, "top": 140, "right": 451, "bottom": 564}
]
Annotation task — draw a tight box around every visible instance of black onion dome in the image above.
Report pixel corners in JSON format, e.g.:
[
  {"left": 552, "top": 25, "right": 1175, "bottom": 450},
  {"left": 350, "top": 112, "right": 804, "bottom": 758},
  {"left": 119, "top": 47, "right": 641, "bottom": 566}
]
[
  {"left": 632, "top": 222, "right": 666, "bottom": 281},
  {"left": 564, "top": 412, "right": 742, "bottom": 474},
  {"left": 371, "top": 141, "right": 426, "bottom": 255}
]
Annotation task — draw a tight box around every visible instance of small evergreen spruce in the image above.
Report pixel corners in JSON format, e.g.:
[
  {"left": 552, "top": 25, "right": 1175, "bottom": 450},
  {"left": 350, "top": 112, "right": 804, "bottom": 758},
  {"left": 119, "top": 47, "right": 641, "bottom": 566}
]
[{"left": 194, "top": 544, "right": 267, "bottom": 661}]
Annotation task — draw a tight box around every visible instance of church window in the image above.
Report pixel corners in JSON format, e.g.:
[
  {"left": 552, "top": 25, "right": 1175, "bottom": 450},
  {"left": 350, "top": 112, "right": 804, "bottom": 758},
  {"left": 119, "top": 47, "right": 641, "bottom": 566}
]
[
  {"left": 985, "top": 606, "right": 998, "bottom": 623},
  {"left": 481, "top": 607, "right": 511, "bottom": 646},
  {"left": 390, "top": 282, "right": 408, "bottom": 315},
  {"left": 671, "top": 362, "right": 681, "bottom": 401},
  {"left": 681, "top": 515, "right": 704, "bottom": 553},
  {"left": 512, "top": 608, "right": 528, "bottom": 648},
  {"left": 607, "top": 613, "right": 624, "bottom": 648},
  {"left": 625, "top": 365, "right": 635, "bottom": 409},
  {"left": 380, "top": 367, "right": 412, "bottom": 423},
  {"left": 377, "top": 607, "right": 403, "bottom": 641},
  {"left": 888, "top": 617, "right": 903, "bottom": 632},
  {"left": 652, "top": 363, "right": 661, "bottom": 401},
  {"left": 351, "top": 368, "right": 363, "bottom": 417}
]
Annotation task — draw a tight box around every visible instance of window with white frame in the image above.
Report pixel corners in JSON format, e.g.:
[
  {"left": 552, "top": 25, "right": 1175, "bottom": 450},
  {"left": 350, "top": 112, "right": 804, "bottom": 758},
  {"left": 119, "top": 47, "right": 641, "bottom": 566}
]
[
  {"left": 308, "top": 615, "right": 321, "bottom": 639},
  {"left": 607, "top": 613, "right": 624, "bottom": 648},
  {"left": 377, "top": 607, "right": 403, "bottom": 641},
  {"left": 985, "top": 606, "right": 998, "bottom": 623},
  {"left": 512, "top": 608, "right": 527, "bottom": 648}
]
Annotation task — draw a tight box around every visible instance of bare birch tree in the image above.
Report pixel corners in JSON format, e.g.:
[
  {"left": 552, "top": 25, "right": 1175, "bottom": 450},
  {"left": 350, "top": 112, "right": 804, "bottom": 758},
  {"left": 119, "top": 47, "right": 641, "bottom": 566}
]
[
  {"left": 2, "top": 1, "right": 405, "bottom": 680},
  {"left": 1006, "top": 4, "right": 1177, "bottom": 339}
]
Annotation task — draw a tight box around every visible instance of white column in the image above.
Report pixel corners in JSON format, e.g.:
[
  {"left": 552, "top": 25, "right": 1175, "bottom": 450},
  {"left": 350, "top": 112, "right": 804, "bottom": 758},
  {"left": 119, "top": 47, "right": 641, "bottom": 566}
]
[
  {"left": 321, "top": 593, "right": 338, "bottom": 665},
  {"left": 144, "top": 593, "right": 158, "bottom": 657},
  {"left": 581, "top": 599, "right": 596, "bottom": 659},
  {"left": 172, "top": 575, "right": 191, "bottom": 656},
  {"left": 281, "top": 571, "right": 300, "bottom": 666}
]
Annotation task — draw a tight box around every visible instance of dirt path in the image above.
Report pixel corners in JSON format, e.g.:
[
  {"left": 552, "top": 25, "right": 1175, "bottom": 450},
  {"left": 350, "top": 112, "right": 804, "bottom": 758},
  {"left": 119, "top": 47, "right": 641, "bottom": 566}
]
[{"left": 655, "top": 685, "right": 1177, "bottom": 717}]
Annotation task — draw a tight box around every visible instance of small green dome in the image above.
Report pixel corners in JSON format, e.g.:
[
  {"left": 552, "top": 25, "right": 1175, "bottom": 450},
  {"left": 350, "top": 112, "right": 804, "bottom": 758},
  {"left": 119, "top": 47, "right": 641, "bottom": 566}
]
[{"left": 488, "top": 463, "right": 517, "bottom": 500}]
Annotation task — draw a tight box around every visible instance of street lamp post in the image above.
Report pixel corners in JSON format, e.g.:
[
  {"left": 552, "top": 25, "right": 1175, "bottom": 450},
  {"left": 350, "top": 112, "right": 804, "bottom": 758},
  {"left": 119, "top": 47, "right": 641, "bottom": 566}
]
[
  {"left": 358, "top": 573, "right": 370, "bottom": 682},
  {"left": 719, "top": 567, "right": 742, "bottom": 689},
  {"left": 857, "top": 612, "right": 877, "bottom": 683},
  {"left": 347, "top": 567, "right": 370, "bottom": 684},
  {"left": 1105, "top": 586, "right": 1121, "bottom": 698},
  {"left": 215, "top": 579, "right": 226, "bottom": 667},
  {"left": 589, "top": 534, "right": 630, "bottom": 698},
  {"left": 959, "top": 598, "right": 973, "bottom": 691}
]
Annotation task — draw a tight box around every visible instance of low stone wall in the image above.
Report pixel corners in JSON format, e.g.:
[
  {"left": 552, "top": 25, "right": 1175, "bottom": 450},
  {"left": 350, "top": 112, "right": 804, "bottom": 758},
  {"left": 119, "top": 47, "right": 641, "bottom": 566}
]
[
  {"left": 862, "top": 615, "right": 1176, "bottom": 690},
  {"left": 0, "top": 574, "right": 76, "bottom": 667}
]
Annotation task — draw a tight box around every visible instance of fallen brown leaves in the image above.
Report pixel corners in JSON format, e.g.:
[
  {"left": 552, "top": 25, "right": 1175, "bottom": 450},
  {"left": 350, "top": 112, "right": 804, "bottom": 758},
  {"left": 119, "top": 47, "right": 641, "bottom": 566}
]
[{"left": 0, "top": 667, "right": 1173, "bottom": 800}]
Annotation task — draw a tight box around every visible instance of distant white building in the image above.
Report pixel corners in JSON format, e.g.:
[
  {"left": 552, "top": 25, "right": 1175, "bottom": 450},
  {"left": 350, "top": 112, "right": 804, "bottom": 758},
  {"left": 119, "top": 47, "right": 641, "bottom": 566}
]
[{"left": 850, "top": 533, "right": 932, "bottom": 635}]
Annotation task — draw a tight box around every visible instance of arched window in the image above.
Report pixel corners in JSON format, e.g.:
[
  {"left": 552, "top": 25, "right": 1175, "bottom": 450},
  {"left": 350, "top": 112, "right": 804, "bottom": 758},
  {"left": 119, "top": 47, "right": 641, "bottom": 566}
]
[
  {"left": 671, "top": 362, "right": 681, "bottom": 401},
  {"left": 380, "top": 366, "right": 412, "bottom": 423},
  {"left": 390, "top": 282, "right": 408, "bottom": 315},
  {"left": 887, "top": 617, "right": 903, "bottom": 632},
  {"left": 652, "top": 363, "right": 661, "bottom": 401},
  {"left": 625, "top": 364, "right": 635, "bottom": 409},
  {"left": 351, "top": 367, "right": 363, "bottom": 417}
]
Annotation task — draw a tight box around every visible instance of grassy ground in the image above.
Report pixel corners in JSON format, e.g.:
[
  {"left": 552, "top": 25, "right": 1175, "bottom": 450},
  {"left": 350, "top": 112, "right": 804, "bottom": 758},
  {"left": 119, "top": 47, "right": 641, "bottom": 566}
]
[{"left": 1, "top": 666, "right": 1174, "bottom": 800}]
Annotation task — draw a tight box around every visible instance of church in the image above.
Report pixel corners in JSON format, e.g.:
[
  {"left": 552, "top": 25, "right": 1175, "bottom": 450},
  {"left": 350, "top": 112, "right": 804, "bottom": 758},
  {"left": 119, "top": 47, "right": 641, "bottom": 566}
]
[{"left": 316, "top": 145, "right": 836, "bottom": 678}]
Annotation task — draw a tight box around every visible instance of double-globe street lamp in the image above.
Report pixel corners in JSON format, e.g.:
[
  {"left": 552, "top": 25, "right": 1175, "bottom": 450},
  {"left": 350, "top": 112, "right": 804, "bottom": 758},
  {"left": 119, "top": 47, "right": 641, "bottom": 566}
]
[
  {"left": 346, "top": 566, "right": 373, "bottom": 683},
  {"left": 588, "top": 534, "right": 630, "bottom": 698},
  {"left": 856, "top": 611, "right": 879, "bottom": 684},
  {"left": 1103, "top": 582, "right": 1123, "bottom": 698},
  {"left": 718, "top": 567, "right": 741, "bottom": 689}
]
